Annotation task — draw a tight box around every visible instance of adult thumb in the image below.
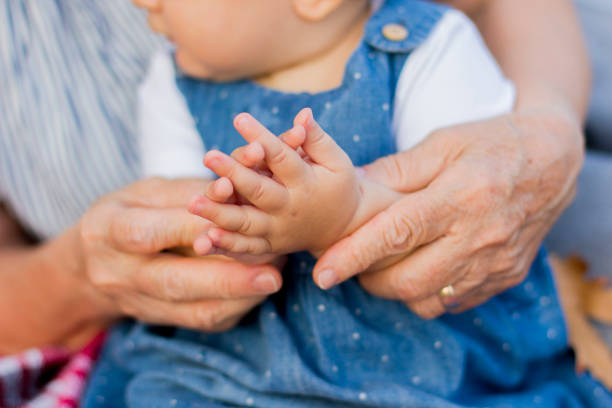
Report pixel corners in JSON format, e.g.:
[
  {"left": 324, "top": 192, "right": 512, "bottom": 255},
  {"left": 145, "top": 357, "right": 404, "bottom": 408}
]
[{"left": 361, "top": 131, "right": 453, "bottom": 193}]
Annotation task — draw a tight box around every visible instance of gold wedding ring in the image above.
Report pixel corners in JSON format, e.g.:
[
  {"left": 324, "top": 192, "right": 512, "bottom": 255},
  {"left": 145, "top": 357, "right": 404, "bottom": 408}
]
[
  {"left": 439, "top": 285, "right": 456, "bottom": 298},
  {"left": 439, "top": 285, "right": 460, "bottom": 309}
]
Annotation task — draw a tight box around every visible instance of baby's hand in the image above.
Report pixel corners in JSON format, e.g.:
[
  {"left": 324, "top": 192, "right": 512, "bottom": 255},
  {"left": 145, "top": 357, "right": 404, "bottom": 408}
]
[{"left": 191, "top": 108, "right": 401, "bottom": 257}]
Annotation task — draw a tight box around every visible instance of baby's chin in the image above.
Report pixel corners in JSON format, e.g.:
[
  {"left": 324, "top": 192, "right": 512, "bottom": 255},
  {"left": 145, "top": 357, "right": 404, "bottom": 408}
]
[
  {"left": 174, "top": 51, "right": 214, "bottom": 79},
  {"left": 174, "top": 50, "right": 243, "bottom": 82}
]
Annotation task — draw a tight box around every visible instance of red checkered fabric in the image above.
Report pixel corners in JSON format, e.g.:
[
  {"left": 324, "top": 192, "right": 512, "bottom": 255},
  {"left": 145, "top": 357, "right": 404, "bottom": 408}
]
[{"left": 0, "top": 333, "right": 106, "bottom": 408}]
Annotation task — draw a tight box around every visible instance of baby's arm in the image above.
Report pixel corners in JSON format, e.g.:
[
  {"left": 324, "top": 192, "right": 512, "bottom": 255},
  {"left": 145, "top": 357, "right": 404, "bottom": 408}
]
[{"left": 190, "top": 108, "right": 402, "bottom": 257}]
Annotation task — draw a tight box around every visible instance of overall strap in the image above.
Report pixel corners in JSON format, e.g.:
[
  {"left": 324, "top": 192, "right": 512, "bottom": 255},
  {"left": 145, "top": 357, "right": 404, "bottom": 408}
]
[{"left": 364, "top": 0, "right": 449, "bottom": 98}]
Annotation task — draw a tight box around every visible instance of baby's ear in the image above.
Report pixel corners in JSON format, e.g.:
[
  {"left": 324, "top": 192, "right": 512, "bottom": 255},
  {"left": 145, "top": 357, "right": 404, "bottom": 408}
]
[{"left": 291, "top": 0, "right": 344, "bottom": 22}]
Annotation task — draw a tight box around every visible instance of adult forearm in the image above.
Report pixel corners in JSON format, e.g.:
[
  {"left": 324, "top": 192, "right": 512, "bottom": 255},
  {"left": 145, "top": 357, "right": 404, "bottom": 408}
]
[
  {"left": 0, "top": 229, "right": 109, "bottom": 353},
  {"left": 469, "top": 0, "right": 590, "bottom": 121}
]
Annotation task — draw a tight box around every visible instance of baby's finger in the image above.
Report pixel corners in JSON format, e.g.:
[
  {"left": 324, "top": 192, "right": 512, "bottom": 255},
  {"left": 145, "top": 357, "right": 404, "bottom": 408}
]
[
  {"left": 208, "top": 228, "right": 272, "bottom": 255},
  {"left": 204, "top": 150, "right": 287, "bottom": 211},
  {"left": 206, "top": 177, "right": 234, "bottom": 203},
  {"left": 193, "top": 233, "right": 214, "bottom": 255},
  {"left": 191, "top": 196, "right": 269, "bottom": 236},
  {"left": 234, "top": 113, "right": 307, "bottom": 185},
  {"left": 294, "top": 108, "right": 352, "bottom": 170},
  {"left": 279, "top": 125, "right": 306, "bottom": 150},
  {"left": 231, "top": 142, "right": 265, "bottom": 168}
]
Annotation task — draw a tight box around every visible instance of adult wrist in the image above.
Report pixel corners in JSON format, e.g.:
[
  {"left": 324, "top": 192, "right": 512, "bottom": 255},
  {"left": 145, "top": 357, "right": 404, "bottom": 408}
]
[
  {"left": 512, "top": 105, "right": 585, "bottom": 164},
  {"left": 37, "top": 226, "right": 117, "bottom": 327}
]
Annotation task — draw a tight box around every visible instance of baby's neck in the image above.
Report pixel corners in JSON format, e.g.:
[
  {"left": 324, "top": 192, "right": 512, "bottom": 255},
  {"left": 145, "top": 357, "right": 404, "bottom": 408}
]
[{"left": 253, "top": 10, "right": 369, "bottom": 94}]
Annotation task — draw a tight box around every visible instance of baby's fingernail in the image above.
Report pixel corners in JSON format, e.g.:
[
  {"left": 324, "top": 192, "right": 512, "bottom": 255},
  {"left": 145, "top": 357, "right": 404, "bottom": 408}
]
[
  {"left": 253, "top": 273, "right": 280, "bottom": 294},
  {"left": 355, "top": 167, "right": 366, "bottom": 178},
  {"left": 235, "top": 113, "right": 250, "bottom": 128},
  {"left": 317, "top": 269, "right": 338, "bottom": 290}
]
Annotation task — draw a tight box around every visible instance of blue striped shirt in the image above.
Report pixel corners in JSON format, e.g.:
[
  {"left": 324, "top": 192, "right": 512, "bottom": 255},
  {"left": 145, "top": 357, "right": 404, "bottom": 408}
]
[{"left": 0, "top": 0, "right": 160, "bottom": 239}]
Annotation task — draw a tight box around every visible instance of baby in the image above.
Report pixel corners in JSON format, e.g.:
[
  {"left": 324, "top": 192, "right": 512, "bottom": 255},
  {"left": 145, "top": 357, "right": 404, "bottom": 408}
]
[{"left": 115, "top": 0, "right": 609, "bottom": 407}]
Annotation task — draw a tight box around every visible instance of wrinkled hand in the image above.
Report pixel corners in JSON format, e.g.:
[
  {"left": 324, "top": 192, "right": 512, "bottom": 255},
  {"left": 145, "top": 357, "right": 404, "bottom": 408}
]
[
  {"left": 79, "top": 177, "right": 282, "bottom": 331},
  {"left": 314, "top": 109, "right": 583, "bottom": 318}
]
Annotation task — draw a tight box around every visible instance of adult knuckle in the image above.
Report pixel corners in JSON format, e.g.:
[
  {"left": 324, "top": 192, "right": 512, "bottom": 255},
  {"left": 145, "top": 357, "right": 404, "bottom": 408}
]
[
  {"left": 346, "top": 241, "right": 376, "bottom": 272},
  {"left": 383, "top": 211, "right": 421, "bottom": 253},
  {"left": 394, "top": 276, "right": 423, "bottom": 301},
  {"left": 193, "top": 305, "right": 225, "bottom": 330},
  {"left": 88, "top": 266, "right": 122, "bottom": 294},
  {"left": 465, "top": 270, "right": 488, "bottom": 290},
  {"left": 470, "top": 214, "right": 523, "bottom": 253},
  {"left": 212, "top": 272, "right": 237, "bottom": 299},
  {"left": 111, "top": 214, "right": 151, "bottom": 250},
  {"left": 80, "top": 202, "right": 113, "bottom": 247},
  {"left": 494, "top": 221, "right": 519, "bottom": 245},
  {"left": 459, "top": 170, "right": 509, "bottom": 213},
  {"left": 492, "top": 246, "right": 523, "bottom": 274},
  {"left": 79, "top": 216, "right": 103, "bottom": 247},
  {"left": 506, "top": 274, "right": 525, "bottom": 288},
  {"left": 159, "top": 269, "right": 187, "bottom": 301},
  {"left": 506, "top": 265, "right": 530, "bottom": 287}
]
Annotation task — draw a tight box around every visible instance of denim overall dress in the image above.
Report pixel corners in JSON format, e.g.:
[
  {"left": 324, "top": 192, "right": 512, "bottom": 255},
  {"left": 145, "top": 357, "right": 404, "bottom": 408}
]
[{"left": 83, "top": 1, "right": 612, "bottom": 406}]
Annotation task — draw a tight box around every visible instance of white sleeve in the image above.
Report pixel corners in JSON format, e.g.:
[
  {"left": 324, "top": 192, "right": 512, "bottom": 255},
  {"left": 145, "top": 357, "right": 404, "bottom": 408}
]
[
  {"left": 392, "top": 10, "right": 516, "bottom": 152},
  {"left": 138, "top": 51, "right": 214, "bottom": 179}
]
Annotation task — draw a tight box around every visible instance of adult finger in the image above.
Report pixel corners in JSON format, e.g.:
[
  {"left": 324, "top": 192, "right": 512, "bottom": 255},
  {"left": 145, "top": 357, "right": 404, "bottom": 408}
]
[
  {"left": 405, "top": 296, "right": 446, "bottom": 320},
  {"left": 400, "top": 275, "right": 495, "bottom": 320},
  {"left": 121, "top": 291, "right": 266, "bottom": 332},
  {"left": 123, "top": 178, "right": 212, "bottom": 208},
  {"left": 108, "top": 207, "right": 210, "bottom": 254},
  {"left": 313, "top": 188, "right": 456, "bottom": 289},
  {"left": 356, "top": 235, "right": 467, "bottom": 301},
  {"left": 362, "top": 129, "right": 456, "bottom": 193},
  {"left": 447, "top": 276, "right": 524, "bottom": 314},
  {"left": 133, "top": 254, "right": 282, "bottom": 301}
]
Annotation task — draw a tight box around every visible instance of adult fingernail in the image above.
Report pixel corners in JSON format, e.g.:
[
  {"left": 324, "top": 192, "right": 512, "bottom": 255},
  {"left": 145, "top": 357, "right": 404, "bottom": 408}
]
[
  {"left": 253, "top": 273, "right": 279, "bottom": 294},
  {"left": 317, "top": 269, "right": 338, "bottom": 290}
]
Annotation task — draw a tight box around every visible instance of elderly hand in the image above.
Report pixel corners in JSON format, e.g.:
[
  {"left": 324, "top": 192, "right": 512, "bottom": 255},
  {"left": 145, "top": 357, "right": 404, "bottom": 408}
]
[
  {"left": 79, "top": 177, "right": 282, "bottom": 331},
  {"left": 313, "top": 108, "right": 583, "bottom": 318}
]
